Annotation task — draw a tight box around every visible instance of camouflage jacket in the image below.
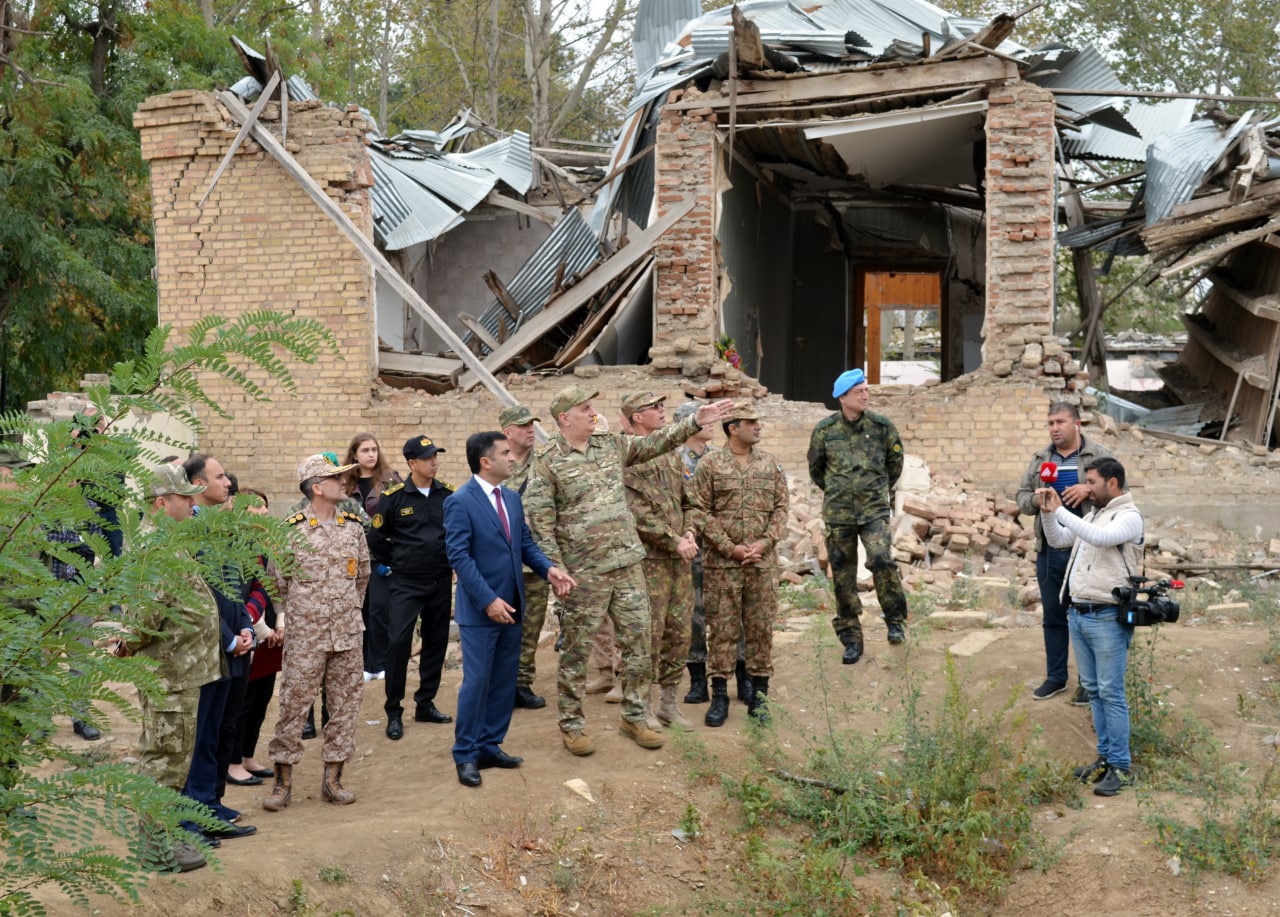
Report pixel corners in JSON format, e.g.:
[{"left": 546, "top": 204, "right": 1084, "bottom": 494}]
[
  {"left": 807, "top": 410, "right": 903, "bottom": 525},
  {"left": 122, "top": 564, "right": 225, "bottom": 698},
  {"left": 624, "top": 449, "right": 691, "bottom": 558},
  {"left": 272, "top": 507, "right": 370, "bottom": 653},
  {"left": 689, "top": 447, "right": 790, "bottom": 569},
  {"left": 525, "top": 416, "right": 699, "bottom": 575}
]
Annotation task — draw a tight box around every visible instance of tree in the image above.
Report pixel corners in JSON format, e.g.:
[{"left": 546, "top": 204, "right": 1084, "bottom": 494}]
[{"left": 0, "top": 310, "right": 335, "bottom": 914}]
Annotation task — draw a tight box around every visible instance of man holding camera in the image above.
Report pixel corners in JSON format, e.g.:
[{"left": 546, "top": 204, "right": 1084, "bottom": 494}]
[{"left": 1038, "top": 457, "right": 1143, "bottom": 797}]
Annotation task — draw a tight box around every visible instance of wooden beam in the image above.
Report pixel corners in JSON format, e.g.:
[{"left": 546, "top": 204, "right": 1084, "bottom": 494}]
[
  {"left": 1159, "top": 215, "right": 1280, "bottom": 277},
  {"left": 483, "top": 270, "right": 522, "bottom": 320},
  {"left": 663, "top": 57, "right": 1018, "bottom": 112},
  {"left": 377, "top": 351, "right": 464, "bottom": 376},
  {"left": 459, "top": 312, "right": 501, "bottom": 352},
  {"left": 456, "top": 195, "right": 696, "bottom": 390},
  {"left": 199, "top": 72, "right": 281, "bottom": 207},
  {"left": 214, "top": 90, "right": 528, "bottom": 420},
  {"left": 484, "top": 191, "right": 557, "bottom": 225}
]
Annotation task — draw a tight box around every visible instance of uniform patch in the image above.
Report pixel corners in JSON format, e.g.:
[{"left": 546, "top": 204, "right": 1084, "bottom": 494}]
[
  {"left": 371, "top": 513, "right": 384, "bottom": 528},
  {"left": 308, "top": 516, "right": 318, "bottom": 527},
  {"left": 347, "top": 558, "right": 357, "bottom": 577},
  {"left": 400, "top": 507, "right": 414, "bottom": 516},
  {"left": 892, "top": 443, "right": 902, "bottom": 453},
  {"left": 286, "top": 512, "right": 306, "bottom": 526}
]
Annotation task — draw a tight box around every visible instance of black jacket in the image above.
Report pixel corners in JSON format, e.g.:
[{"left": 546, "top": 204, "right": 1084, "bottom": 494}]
[{"left": 367, "top": 477, "right": 454, "bottom": 578}]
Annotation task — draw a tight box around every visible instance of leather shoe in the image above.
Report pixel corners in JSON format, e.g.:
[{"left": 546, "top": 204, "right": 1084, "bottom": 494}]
[
  {"left": 476, "top": 751, "right": 523, "bottom": 770},
  {"left": 226, "top": 772, "right": 263, "bottom": 786},
  {"left": 204, "top": 822, "right": 257, "bottom": 840},
  {"left": 385, "top": 715, "right": 404, "bottom": 740},
  {"left": 73, "top": 720, "right": 102, "bottom": 741},
  {"left": 185, "top": 828, "right": 219, "bottom": 848},
  {"left": 841, "top": 642, "right": 863, "bottom": 665},
  {"left": 887, "top": 622, "right": 906, "bottom": 645},
  {"left": 247, "top": 766, "right": 276, "bottom": 779},
  {"left": 414, "top": 704, "right": 452, "bottom": 724},
  {"left": 514, "top": 686, "right": 546, "bottom": 709},
  {"left": 456, "top": 762, "right": 482, "bottom": 787}
]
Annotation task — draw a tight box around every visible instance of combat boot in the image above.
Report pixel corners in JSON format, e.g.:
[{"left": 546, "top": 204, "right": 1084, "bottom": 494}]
[
  {"left": 747, "top": 676, "right": 770, "bottom": 724},
  {"left": 735, "top": 659, "right": 754, "bottom": 705},
  {"left": 604, "top": 682, "right": 624, "bottom": 704},
  {"left": 705, "top": 678, "right": 730, "bottom": 727},
  {"left": 619, "top": 717, "right": 665, "bottom": 749},
  {"left": 262, "top": 763, "right": 292, "bottom": 812},
  {"left": 585, "top": 671, "right": 614, "bottom": 694},
  {"left": 321, "top": 762, "right": 355, "bottom": 805},
  {"left": 645, "top": 686, "right": 664, "bottom": 730},
  {"left": 657, "top": 684, "right": 690, "bottom": 727},
  {"left": 683, "top": 662, "right": 709, "bottom": 704}
]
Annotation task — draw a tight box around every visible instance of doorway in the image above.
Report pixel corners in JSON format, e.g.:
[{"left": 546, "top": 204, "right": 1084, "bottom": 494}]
[{"left": 854, "top": 269, "right": 947, "bottom": 383}]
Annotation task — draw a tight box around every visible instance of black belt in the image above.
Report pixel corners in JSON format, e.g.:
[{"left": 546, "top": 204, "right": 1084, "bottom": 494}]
[{"left": 1072, "top": 602, "right": 1115, "bottom": 614}]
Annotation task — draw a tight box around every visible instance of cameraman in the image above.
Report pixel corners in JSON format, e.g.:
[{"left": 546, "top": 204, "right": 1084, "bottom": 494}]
[{"left": 1038, "top": 457, "right": 1143, "bottom": 797}]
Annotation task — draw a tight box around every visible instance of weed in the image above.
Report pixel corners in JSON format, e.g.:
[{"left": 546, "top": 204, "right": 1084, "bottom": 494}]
[
  {"left": 907, "top": 588, "right": 937, "bottom": 618},
  {"left": 551, "top": 856, "right": 580, "bottom": 894},
  {"left": 678, "top": 803, "right": 702, "bottom": 840},
  {"left": 317, "top": 864, "right": 350, "bottom": 885},
  {"left": 289, "top": 879, "right": 311, "bottom": 916},
  {"left": 670, "top": 728, "right": 721, "bottom": 783},
  {"left": 946, "top": 562, "right": 980, "bottom": 609},
  {"left": 779, "top": 577, "right": 834, "bottom": 614}
]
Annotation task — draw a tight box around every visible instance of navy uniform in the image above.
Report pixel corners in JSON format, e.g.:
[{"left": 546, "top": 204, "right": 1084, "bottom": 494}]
[{"left": 367, "top": 436, "right": 455, "bottom": 736}]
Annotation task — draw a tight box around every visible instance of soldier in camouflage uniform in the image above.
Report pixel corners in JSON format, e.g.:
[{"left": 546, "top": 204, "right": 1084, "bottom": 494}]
[
  {"left": 688, "top": 405, "right": 789, "bottom": 726},
  {"left": 807, "top": 368, "right": 908, "bottom": 665},
  {"left": 621, "top": 392, "right": 699, "bottom": 728},
  {"left": 262, "top": 454, "right": 370, "bottom": 812},
  {"left": 500, "top": 403, "right": 552, "bottom": 711},
  {"left": 114, "top": 465, "right": 223, "bottom": 874},
  {"left": 525, "top": 385, "right": 734, "bottom": 756}
]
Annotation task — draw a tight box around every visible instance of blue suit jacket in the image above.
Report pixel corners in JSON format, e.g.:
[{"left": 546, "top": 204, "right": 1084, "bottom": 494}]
[{"left": 444, "top": 477, "right": 553, "bottom": 626}]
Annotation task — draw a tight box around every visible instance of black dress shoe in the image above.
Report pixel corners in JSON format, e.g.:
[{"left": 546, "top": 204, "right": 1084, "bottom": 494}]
[
  {"left": 204, "top": 822, "right": 257, "bottom": 840},
  {"left": 414, "top": 704, "right": 452, "bottom": 724},
  {"left": 514, "top": 686, "right": 546, "bottom": 709},
  {"left": 247, "top": 766, "right": 276, "bottom": 779},
  {"left": 476, "top": 751, "right": 523, "bottom": 770},
  {"left": 456, "top": 762, "right": 482, "bottom": 787},
  {"left": 186, "top": 828, "right": 220, "bottom": 848},
  {"left": 226, "top": 772, "right": 263, "bottom": 786},
  {"left": 385, "top": 715, "right": 404, "bottom": 740},
  {"left": 841, "top": 642, "right": 863, "bottom": 665},
  {"left": 73, "top": 720, "right": 102, "bottom": 741}
]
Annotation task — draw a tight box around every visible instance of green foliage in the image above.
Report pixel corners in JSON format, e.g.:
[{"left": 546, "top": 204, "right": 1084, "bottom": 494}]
[
  {"left": 0, "top": 311, "right": 335, "bottom": 913},
  {"left": 778, "top": 576, "right": 833, "bottom": 614}
]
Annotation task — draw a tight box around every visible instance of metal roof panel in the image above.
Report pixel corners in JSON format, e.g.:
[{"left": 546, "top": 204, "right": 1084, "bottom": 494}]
[{"left": 1146, "top": 115, "right": 1253, "bottom": 224}]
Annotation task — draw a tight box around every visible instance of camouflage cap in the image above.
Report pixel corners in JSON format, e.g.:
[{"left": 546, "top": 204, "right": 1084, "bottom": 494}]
[
  {"left": 403, "top": 435, "right": 445, "bottom": 460},
  {"left": 620, "top": 391, "right": 667, "bottom": 418},
  {"left": 673, "top": 401, "right": 701, "bottom": 423},
  {"left": 549, "top": 385, "right": 599, "bottom": 418},
  {"left": 498, "top": 403, "right": 540, "bottom": 428},
  {"left": 727, "top": 403, "right": 761, "bottom": 423},
  {"left": 297, "top": 453, "right": 357, "bottom": 483},
  {"left": 149, "top": 463, "right": 206, "bottom": 497}
]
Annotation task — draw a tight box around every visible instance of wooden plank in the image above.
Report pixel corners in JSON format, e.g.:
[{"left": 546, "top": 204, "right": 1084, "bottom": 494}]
[
  {"left": 459, "top": 312, "right": 501, "bottom": 352},
  {"left": 456, "top": 195, "right": 696, "bottom": 390},
  {"left": 1178, "top": 313, "right": 1271, "bottom": 387},
  {"left": 1168, "top": 179, "right": 1280, "bottom": 221},
  {"left": 377, "top": 351, "right": 464, "bottom": 376},
  {"left": 214, "top": 90, "right": 531, "bottom": 424},
  {"left": 1208, "top": 269, "right": 1280, "bottom": 322},
  {"left": 483, "top": 270, "right": 521, "bottom": 320},
  {"left": 484, "top": 191, "right": 557, "bottom": 225},
  {"left": 663, "top": 57, "right": 1018, "bottom": 111},
  {"left": 199, "top": 72, "right": 281, "bottom": 207},
  {"left": 1160, "top": 215, "right": 1280, "bottom": 277}
]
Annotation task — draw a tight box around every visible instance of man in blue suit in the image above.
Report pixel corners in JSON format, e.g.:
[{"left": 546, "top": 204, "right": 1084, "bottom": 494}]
[{"left": 445, "top": 431, "right": 576, "bottom": 787}]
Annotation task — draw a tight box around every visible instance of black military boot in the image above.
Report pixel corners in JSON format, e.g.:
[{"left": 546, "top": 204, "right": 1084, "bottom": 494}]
[
  {"left": 683, "top": 663, "right": 709, "bottom": 704},
  {"left": 705, "top": 678, "right": 730, "bottom": 728},
  {"left": 747, "top": 676, "right": 770, "bottom": 724},
  {"left": 735, "top": 659, "right": 754, "bottom": 705}
]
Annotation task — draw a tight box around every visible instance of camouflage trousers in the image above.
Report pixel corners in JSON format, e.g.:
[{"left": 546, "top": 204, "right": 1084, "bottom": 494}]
[
  {"left": 704, "top": 565, "right": 777, "bottom": 681},
  {"left": 589, "top": 616, "right": 621, "bottom": 678},
  {"left": 269, "top": 643, "right": 364, "bottom": 766},
  {"left": 557, "top": 562, "right": 652, "bottom": 732},
  {"left": 138, "top": 687, "right": 201, "bottom": 792},
  {"left": 518, "top": 572, "right": 551, "bottom": 689},
  {"left": 643, "top": 555, "right": 693, "bottom": 687},
  {"left": 686, "top": 555, "right": 745, "bottom": 665},
  {"left": 826, "top": 520, "right": 908, "bottom": 644}
]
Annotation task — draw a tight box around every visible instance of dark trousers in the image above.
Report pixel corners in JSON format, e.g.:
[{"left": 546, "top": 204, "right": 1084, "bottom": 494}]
[
  {"left": 184, "top": 678, "right": 233, "bottom": 822},
  {"left": 214, "top": 669, "right": 250, "bottom": 796},
  {"left": 384, "top": 574, "right": 452, "bottom": 718},
  {"left": 238, "top": 673, "right": 276, "bottom": 761},
  {"left": 452, "top": 621, "right": 521, "bottom": 764},
  {"left": 1037, "top": 546, "right": 1072, "bottom": 685},
  {"left": 363, "top": 574, "right": 390, "bottom": 673}
]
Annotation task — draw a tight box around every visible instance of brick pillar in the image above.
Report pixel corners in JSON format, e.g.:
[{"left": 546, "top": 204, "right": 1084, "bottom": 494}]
[
  {"left": 983, "top": 83, "right": 1057, "bottom": 367},
  {"left": 134, "top": 91, "right": 376, "bottom": 501},
  {"left": 650, "top": 90, "right": 719, "bottom": 376}
]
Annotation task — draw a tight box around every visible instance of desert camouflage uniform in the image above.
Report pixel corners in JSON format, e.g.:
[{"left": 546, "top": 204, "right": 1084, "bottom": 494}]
[
  {"left": 625, "top": 450, "right": 693, "bottom": 686},
  {"left": 508, "top": 451, "right": 552, "bottom": 690},
  {"left": 287, "top": 494, "right": 369, "bottom": 526},
  {"left": 525, "top": 416, "right": 699, "bottom": 732},
  {"left": 267, "top": 508, "right": 370, "bottom": 766},
  {"left": 120, "top": 569, "right": 224, "bottom": 791},
  {"left": 688, "top": 448, "right": 789, "bottom": 680},
  {"left": 807, "top": 410, "right": 907, "bottom": 645}
]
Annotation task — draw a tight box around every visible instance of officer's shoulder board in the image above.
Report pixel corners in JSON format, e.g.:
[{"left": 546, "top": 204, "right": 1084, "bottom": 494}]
[
  {"left": 381, "top": 482, "right": 404, "bottom": 496},
  {"left": 814, "top": 414, "right": 840, "bottom": 433},
  {"left": 338, "top": 510, "right": 362, "bottom": 525},
  {"left": 285, "top": 512, "right": 307, "bottom": 526},
  {"left": 437, "top": 478, "right": 455, "bottom": 494}
]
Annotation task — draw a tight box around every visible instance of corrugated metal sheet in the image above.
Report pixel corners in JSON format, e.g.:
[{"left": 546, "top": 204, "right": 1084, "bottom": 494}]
[
  {"left": 1063, "top": 97, "right": 1197, "bottom": 162},
  {"left": 452, "top": 132, "right": 534, "bottom": 195},
  {"left": 1146, "top": 115, "right": 1253, "bottom": 225},
  {"left": 634, "top": 0, "right": 703, "bottom": 78},
  {"left": 376, "top": 150, "right": 497, "bottom": 211},
  {"left": 369, "top": 157, "right": 463, "bottom": 250}
]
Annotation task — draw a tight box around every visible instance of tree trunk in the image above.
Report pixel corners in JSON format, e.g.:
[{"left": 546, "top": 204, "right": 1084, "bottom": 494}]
[{"left": 199, "top": 0, "right": 214, "bottom": 28}]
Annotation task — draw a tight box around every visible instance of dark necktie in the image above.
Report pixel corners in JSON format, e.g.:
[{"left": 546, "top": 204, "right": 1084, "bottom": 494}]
[{"left": 493, "top": 486, "right": 510, "bottom": 540}]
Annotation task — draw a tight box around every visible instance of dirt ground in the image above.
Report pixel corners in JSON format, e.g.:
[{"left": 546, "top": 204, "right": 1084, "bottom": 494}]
[{"left": 34, "top": 599, "right": 1280, "bottom": 917}]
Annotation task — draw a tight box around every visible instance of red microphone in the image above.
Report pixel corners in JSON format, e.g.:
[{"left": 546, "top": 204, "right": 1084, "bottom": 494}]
[{"left": 1039, "top": 461, "right": 1058, "bottom": 483}]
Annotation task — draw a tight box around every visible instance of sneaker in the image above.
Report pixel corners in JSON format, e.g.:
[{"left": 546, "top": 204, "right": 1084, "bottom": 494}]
[
  {"left": 1093, "top": 764, "right": 1131, "bottom": 797},
  {"left": 561, "top": 730, "right": 595, "bottom": 757},
  {"left": 1073, "top": 756, "right": 1108, "bottom": 784},
  {"left": 619, "top": 718, "right": 664, "bottom": 749},
  {"left": 1032, "top": 680, "right": 1067, "bottom": 700},
  {"left": 1070, "top": 684, "right": 1091, "bottom": 706}
]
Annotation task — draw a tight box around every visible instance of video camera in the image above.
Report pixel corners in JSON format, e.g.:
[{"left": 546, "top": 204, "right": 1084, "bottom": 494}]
[{"left": 1112, "top": 576, "right": 1183, "bottom": 627}]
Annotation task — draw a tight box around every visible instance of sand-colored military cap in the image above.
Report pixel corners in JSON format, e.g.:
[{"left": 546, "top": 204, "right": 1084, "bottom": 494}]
[
  {"left": 297, "top": 453, "right": 357, "bottom": 483},
  {"left": 498, "top": 404, "right": 539, "bottom": 428},
  {"left": 549, "top": 385, "right": 599, "bottom": 418},
  {"left": 149, "top": 463, "right": 206, "bottom": 497},
  {"left": 728, "top": 404, "right": 761, "bottom": 423},
  {"left": 620, "top": 391, "right": 667, "bottom": 417}
]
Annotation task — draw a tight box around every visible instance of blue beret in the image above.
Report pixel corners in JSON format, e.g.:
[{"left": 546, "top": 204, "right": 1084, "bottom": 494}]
[{"left": 832, "top": 368, "right": 867, "bottom": 398}]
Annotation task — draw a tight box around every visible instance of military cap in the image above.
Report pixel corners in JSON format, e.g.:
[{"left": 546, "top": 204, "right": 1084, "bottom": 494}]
[
  {"left": 673, "top": 401, "right": 701, "bottom": 423},
  {"left": 403, "top": 435, "right": 445, "bottom": 460},
  {"left": 297, "top": 453, "right": 357, "bottom": 483},
  {"left": 549, "top": 385, "right": 599, "bottom": 418},
  {"left": 621, "top": 391, "right": 667, "bottom": 417},
  {"left": 832, "top": 368, "right": 867, "bottom": 398},
  {"left": 149, "top": 463, "right": 206, "bottom": 497},
  {"left": 727, "top": 404, "right": 761, "bottom": 423},
  {"left": 498, "top": 404, "right": 539, "bottom": 428}
]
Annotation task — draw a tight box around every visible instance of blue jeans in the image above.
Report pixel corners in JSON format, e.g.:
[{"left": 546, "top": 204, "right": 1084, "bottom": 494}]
[
  {"left": 1068, "top": 605, "right": 1132, "bottom": 772},
  {"left": 1037, "top": 547, "right": 1071, "bottom": 685}
]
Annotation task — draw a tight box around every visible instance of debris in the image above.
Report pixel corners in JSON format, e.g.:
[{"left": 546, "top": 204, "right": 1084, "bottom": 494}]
[{"left": 563, "top": 778, "right": 595, "bottom": 803}]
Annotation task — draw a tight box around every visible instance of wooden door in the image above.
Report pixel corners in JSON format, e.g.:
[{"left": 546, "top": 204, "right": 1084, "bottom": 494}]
[{"left": 858, "top": 270, "right": 943, "bottom": 383}]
